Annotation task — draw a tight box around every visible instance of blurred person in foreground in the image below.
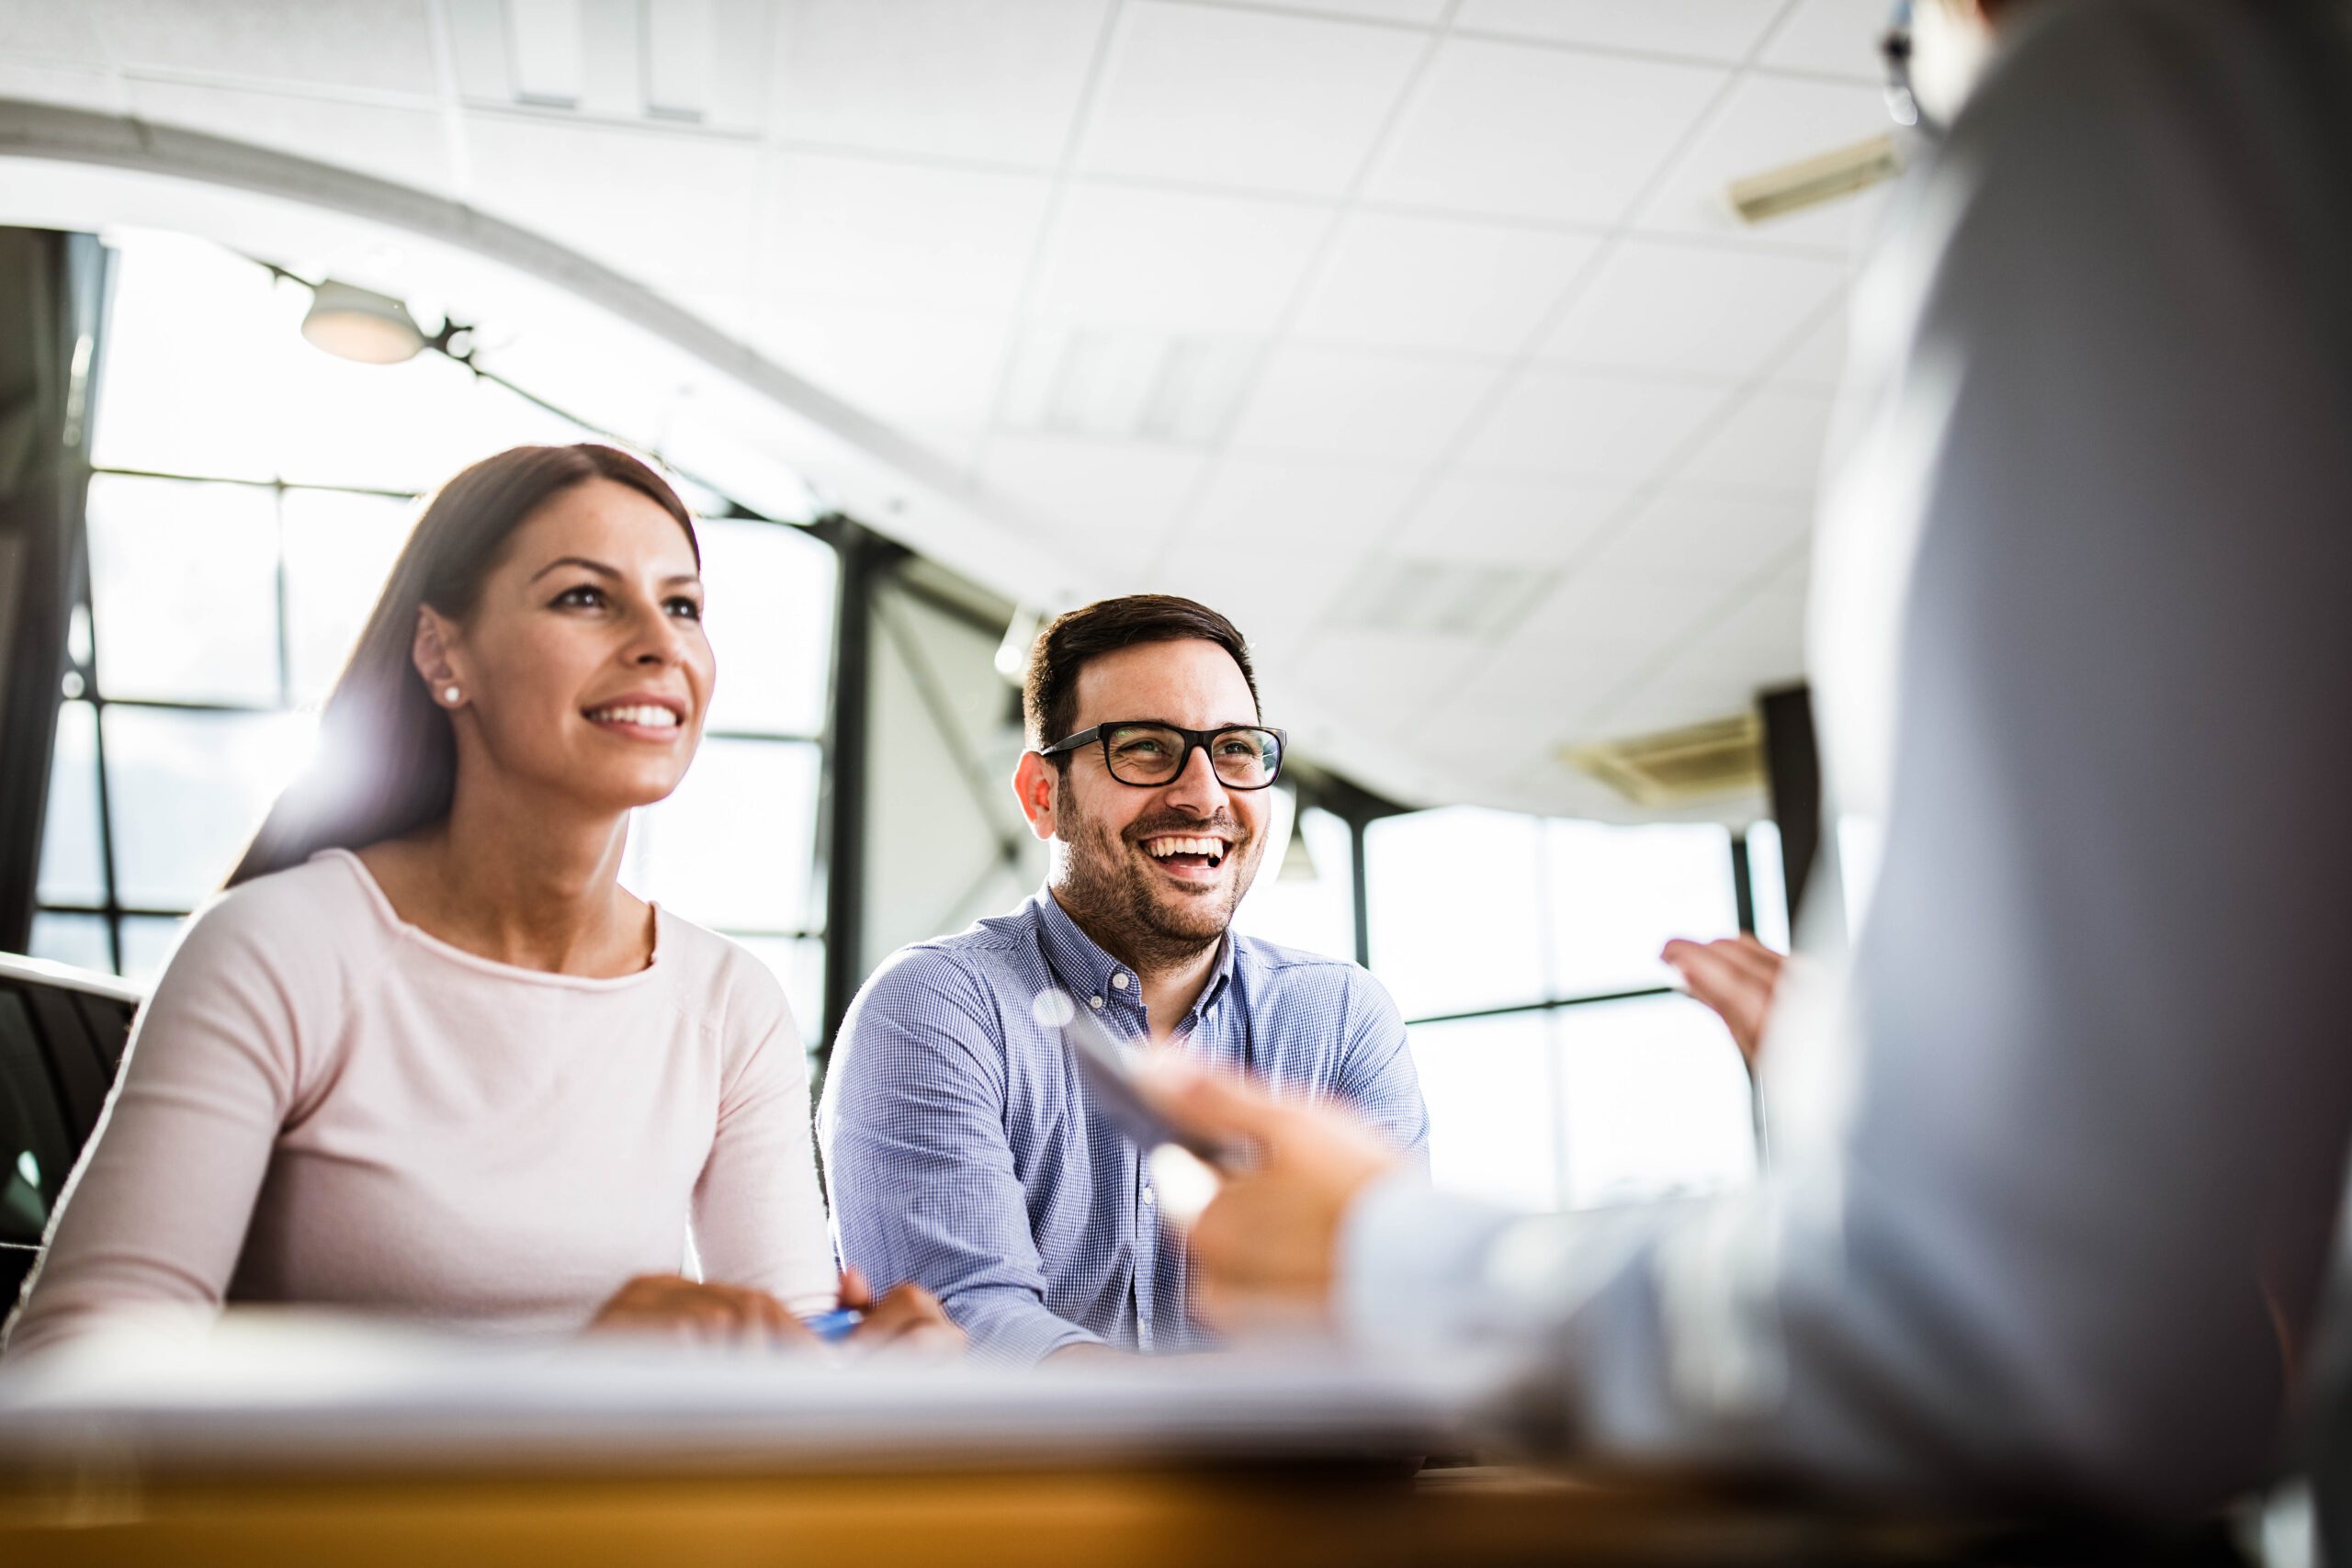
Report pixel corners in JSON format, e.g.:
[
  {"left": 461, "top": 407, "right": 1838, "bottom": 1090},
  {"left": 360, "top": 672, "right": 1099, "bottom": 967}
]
[
  {"left": 4, "top": 445, "right": 956, "bottom": 1361},
  {"left": 1146, "top": 0, "right": 2352, "bottom": 1516},
  {"left": 820, "top": 595, "right": 1429, "bottom": 1363}
]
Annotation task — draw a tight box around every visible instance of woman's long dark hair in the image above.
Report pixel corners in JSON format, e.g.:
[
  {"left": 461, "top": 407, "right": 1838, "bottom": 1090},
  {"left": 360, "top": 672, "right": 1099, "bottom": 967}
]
[{"left": 226, "top": 444, "right": 699, "bottom": 889}]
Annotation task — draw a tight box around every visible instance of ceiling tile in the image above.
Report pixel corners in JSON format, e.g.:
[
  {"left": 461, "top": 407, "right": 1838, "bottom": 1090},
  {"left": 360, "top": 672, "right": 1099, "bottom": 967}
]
[
  {"left": 1541, "top": 239, "right": 1847, "bottom": 380},
  {"left": 0, "top": 2, "right": 107, "bottom": 60},
  {"left": 1077, "top": 2, "right": 1427, "bottom": 197},
  {"left": 1032, "top": 185, "right": 1329, "bottom": 333},
  {"left": 772, "top": 0, "right": 1107, "bottom": 167},
  {"left": 128, "top": 80, "right": 457, "bottom": 190},
  {"left": 1366, "top": 37, "right": 1725, "bottom": 225},
  {"left": 977, "top": 430, "right": 1209, "bottom": 539},
  {"left": 1462, "top": 366, "right": 1729, "bottom": 480},
  {"left": 749, "top": 300, "right": 1012, "bottom": 433},
  {"left": 466, "top": 114, "right": 760, "bottom": 297},
  {"left": 1677, "top": 386, "right": 1837, "bottom": 492},
  {"left": 1182, "top": 454, "right": 1420, "bottom": 551},
  {"left": 763, "top": 152, "right": 1055, "bottom": 314},
  {"left": 1577, "top": 485, "right": 1813, "bottom": 581},
  {"left": 1516, "top": 567, "right": 1731, "bottom": 649},
  {"left": 1455, "top": 0, "right": 1782, "bottom": 62},
  {"left": 1227, "top": 344, "right": 1502, "bottom": 462},
  {"left": 1769, "top": 299, "right": 1851, "bottom": 389},
  {"left": 1758, "top": 0, "right": 1887, "bottom": 81},
  {"left": 87, "top": 0, "right": 439, "bottom": 95},
  {"left": 1246, "top": 0, "right": 1449, "bottom": 21},
  {"left": 1387, "top": 472, "right": 1628, "bottom": 564},
  {"left": 1630, "top": 72, "right": 1892, "bottom": 251},
  {"left": 1290, "top": 631, "right": 1486, "bottom": 724},
  {"left": 1293, "top": 211, "right": 1594, "bottom": 355}
]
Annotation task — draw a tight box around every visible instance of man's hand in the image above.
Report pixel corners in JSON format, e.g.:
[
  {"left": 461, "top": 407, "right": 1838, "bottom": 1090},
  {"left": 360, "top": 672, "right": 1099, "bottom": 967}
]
[
  {"left": 837, "top": 1266, "right": 965, "bottom": 1357},
  {"left": 1141, "top": 1062, "right": 1403, "bottom": 1335},
  {"left": 1660, "top": 934, "right": 1785, "bottom": 1070}
]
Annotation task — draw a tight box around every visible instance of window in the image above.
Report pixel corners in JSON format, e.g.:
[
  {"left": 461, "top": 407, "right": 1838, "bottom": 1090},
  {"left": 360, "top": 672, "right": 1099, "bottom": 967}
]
[
  {"left": 1229, "top": 790, "right": 1356, "bottom": 962},
  {"left": 1365, "top": 806, "right": 1761, "bottom": 1212},
  {"left": 30, "top": 231, "right": 836, "bottom": 1049}
]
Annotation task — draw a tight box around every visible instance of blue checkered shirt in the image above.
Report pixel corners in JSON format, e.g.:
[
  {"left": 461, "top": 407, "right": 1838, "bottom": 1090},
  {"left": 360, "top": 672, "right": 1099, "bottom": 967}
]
[{"left": 818, "top": 889, "right": 1430, "bottom": 1363}]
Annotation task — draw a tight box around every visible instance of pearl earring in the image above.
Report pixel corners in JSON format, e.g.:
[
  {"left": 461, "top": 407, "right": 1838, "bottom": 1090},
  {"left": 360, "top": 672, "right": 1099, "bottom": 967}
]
[{"left": 441, "top": 685, "right": 461, "bottom": 705}]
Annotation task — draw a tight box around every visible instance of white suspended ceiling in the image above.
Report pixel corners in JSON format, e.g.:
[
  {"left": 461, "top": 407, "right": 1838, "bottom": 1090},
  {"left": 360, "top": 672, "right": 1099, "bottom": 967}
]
[{"left": 0, "top": 0, "right": 1897, "bottom": 821}]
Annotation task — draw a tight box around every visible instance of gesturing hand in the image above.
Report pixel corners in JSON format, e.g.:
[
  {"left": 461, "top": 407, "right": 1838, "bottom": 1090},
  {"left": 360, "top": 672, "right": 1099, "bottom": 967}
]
[
  {"left": 585, "top": 1273, "right": 821, "bottom": 1350},
  {"left": 837, "top": 1267, "right": 965, "bottom": 1357},
  {"left": 1660, "top": 934, "right": 1786, "bottom": 1070},
  {"left": 1139, "top": 1060, "right": 1402, "bottom": 1336}
]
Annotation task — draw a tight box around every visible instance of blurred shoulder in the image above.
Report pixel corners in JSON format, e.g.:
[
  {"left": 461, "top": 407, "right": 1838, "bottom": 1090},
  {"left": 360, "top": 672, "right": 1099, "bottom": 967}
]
[
  {"left": 172, "top": 850, "right": 398, "bottom": 972},
  {"left": 1231, "top": 935, "right": 1398, "bottom": 1015}
]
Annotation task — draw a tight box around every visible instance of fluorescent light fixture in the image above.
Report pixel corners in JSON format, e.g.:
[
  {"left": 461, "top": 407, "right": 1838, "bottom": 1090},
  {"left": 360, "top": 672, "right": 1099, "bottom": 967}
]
[
  {"left": 1725, "top": 134, "right": 1904, "bottom": 225},
  {"left": 300, "top": 280, "right": 427, "bottom": 365}
]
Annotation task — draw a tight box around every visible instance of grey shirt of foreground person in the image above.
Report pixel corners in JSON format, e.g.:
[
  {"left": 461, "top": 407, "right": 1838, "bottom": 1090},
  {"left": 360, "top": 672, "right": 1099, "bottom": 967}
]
[{"left": 1340, "top": 0, "right": 2352, "bottom": 1515}]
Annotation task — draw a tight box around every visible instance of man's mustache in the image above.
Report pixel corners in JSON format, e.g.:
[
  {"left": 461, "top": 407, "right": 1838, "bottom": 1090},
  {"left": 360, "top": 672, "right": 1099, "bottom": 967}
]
[{"left": 1124, "top": 813, "right": 1246, "bottom": 845}]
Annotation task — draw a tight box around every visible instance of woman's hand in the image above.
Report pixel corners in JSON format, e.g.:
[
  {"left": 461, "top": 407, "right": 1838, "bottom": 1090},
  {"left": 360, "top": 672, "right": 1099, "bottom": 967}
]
[
  {"left": 585, "top": 1273, "right": 820, "bottom": 1350},
  {"left": 1661, "top": 934, "right": 1786, "bottom": 1071},
  {"left": 838, "top": 1267, "right": 965, "bottom": 1357}
]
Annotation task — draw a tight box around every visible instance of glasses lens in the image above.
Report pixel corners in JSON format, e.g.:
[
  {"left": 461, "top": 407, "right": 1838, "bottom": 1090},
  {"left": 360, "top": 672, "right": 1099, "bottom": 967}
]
[
  {"left": 1102, "top": 724, "right": 1188, "bottom": 784},
  {"left": 1211, "top": 728, "right": 1281, "bottom": 788}
]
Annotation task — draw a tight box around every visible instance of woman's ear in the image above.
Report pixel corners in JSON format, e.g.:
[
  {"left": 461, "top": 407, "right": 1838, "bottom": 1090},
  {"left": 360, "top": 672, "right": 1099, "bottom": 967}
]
[{"left": 413, "top": 606, "right": 465, "bottom": 707}]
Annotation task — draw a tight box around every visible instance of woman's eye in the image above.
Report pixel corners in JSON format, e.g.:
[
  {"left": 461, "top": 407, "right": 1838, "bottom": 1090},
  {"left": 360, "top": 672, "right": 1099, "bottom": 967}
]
[
  {"left": 665, "top": 597, "right": 704, "bottom": 621},
  {"left": 553, "top": 583, "right": 607, "bottom": 609}
]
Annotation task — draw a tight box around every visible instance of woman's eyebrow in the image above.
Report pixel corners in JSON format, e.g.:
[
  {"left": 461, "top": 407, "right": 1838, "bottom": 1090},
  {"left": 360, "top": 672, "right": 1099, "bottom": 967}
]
[{"left": 529, "top": 556, "right": 617, "bottom": 583}]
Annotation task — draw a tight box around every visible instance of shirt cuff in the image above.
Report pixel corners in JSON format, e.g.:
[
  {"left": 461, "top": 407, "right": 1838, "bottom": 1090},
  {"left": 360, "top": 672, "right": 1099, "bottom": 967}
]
[
  {"left": 1336, "top": 1165, "right": 1519, "bottom": 1353},
  {"left": 951, "top": 1292, "right": 1106, "bottom": 1367}
]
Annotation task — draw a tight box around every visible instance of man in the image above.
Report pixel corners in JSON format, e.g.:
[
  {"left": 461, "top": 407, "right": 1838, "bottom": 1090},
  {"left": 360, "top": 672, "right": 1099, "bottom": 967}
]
[
  {"left": 820, "top": 595, "right": 1429, "bottom": 1363},
  {"left": 1148, "top": 0, "right": 2352, "bottom": 1517}
]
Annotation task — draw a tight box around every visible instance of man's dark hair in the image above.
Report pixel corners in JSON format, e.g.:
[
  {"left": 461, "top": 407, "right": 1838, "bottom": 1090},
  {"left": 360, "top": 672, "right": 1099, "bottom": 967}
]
[{"left": 1023, "top": 594, "right": 1261, "bottom": 759}]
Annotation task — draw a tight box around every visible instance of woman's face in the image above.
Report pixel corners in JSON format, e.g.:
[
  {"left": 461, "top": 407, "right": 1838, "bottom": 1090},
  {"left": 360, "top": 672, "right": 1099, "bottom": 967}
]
[{"left": 427, "top": 477, "right": 714, "bottom": 818}]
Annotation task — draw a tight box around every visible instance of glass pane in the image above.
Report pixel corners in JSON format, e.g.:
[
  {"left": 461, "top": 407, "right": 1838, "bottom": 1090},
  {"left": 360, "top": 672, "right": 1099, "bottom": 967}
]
[
  {"left": 86, "top": 474, "right": 282, "bottom": 705},
  {"left": 1233, "top": 797, "right": 1356, "bottom": 963},
  {"left": 103, "top": 707, "right": 318, "bottom": 908},
  {"left": 91, "top": 231, "right": 283, "bottom": 481},
  {"left": 119, "top": 915, "right": 192, "bottom": 990},
  {"left": 1745, "top": 820, "right": 1791, "bottom": 952},
  {"left": 1557, "top": 995, "right": 1757, "bottom": 1210},
  {"left": 728, "top": 935, "right": 828, "bottom": 1051},
  {"left": 1543, "top": 820, "right": 1739, "bottom": 996},
  {"left": 622, "top": 739, "right": 820, "bottom": 932},
  {"left": 1365, "top": 807, "right": 1547, "bottom": 1021},
  {"left": 36, "top": 701, "right": 105, "bottom": 907},
  {"left": 28, "top": 912, "right": 112, "bottom": 974},
  {"left": 283, "top": 489, "right": 418, "bottom": 705},
  {"left": 1408, "top": 1012, "right": 1559, "bottom": 1213},
  {"left": 697, "top": 519, "right": 836, "bottom": 738}
]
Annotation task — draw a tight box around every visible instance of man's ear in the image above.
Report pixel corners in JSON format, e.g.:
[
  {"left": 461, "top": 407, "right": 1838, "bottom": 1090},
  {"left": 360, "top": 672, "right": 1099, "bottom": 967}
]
[
  {"left": 413, "top": 606, "right": 464, "bottom": 700},
  {"left": 1012, "top": 751, "right": 1060, "bottom": 843}
]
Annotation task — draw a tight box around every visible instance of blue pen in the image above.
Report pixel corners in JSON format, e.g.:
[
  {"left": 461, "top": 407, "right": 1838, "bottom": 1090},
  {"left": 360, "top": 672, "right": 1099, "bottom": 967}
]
[{"left": 801, "top": 1307, "right": 864, "bottom": 1342}]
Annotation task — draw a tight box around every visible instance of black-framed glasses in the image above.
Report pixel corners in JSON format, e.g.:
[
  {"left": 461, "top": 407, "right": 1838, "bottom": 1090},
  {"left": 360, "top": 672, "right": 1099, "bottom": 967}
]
[{"left": 1038, "top": 721, "right": 1287, "bottom": 790}]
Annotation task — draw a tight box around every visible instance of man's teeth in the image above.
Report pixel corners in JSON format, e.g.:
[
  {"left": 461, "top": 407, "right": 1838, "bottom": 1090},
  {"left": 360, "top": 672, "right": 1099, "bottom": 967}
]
[
  {"left": 1144, "top": 836, "right": 1227, "bottom": 861},
  {"left": 586, "top": 704, "right": 680, "bottom": 728}
]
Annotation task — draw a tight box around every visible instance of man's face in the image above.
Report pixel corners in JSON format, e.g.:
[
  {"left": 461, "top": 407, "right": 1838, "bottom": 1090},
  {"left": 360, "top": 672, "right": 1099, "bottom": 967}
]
[{"left": 1041, "top": 638, "right": 1272, "bottom": 964}]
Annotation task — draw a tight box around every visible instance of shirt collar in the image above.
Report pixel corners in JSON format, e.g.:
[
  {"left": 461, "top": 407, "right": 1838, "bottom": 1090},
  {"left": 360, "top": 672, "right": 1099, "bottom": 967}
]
[{"left": 1030, "top": 887, "right": 1240, "bottom": 1021}]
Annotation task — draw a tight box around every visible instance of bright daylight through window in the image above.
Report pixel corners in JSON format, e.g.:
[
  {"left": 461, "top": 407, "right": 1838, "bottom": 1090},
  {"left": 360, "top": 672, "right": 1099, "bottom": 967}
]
[{"left": 30, "top": 232, "right": 837, "bottom": 1043}]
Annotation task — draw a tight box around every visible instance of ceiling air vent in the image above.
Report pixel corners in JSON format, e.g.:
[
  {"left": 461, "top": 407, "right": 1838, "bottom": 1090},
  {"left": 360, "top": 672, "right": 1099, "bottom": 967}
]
[{"left": 1560, "top": 712, "right": 1764, "bottom": 807}]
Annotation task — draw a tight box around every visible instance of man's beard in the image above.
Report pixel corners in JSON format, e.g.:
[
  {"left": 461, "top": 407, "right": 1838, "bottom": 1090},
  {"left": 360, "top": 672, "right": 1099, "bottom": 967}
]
[{"left": 1053, "top": 791, "right": 1253, "bottom": 976}]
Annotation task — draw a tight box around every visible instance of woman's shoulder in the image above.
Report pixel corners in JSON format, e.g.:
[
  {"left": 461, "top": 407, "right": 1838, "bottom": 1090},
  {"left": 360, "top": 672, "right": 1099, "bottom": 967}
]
[
  {"left": 652, "top": 910, "right": 802, "bottom": 1044},
  {"left": 179, "top": 850, "right": 396, "bottom": 963}
]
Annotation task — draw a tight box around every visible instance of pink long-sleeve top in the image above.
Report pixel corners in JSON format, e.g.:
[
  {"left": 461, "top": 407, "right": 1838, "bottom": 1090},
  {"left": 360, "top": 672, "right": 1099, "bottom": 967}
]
[{"left": 3, "top": 849, "right": 836, "bottom": 1360}]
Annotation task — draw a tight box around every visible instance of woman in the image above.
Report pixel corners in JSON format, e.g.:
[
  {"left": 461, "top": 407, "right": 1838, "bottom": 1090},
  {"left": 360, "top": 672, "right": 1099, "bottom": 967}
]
[{"left": 4, "top": 444, "right": 955, "bottom": 1359}]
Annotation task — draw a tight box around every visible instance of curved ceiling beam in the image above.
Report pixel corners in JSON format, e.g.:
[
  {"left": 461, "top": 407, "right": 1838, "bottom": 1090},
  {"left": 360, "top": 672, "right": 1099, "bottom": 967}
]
[{"left": 0, "top": 96, "right": 1079, "bottom": 605}]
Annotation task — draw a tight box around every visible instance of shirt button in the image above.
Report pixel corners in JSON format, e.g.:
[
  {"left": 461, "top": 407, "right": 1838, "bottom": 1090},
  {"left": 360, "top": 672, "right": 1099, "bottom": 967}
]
[
  {"left": 1089, "top": 995, "right": 1104, "bottom": 1010},
  {"left": 1111, "top": 973, "right": 1130, "bottom": 990},
  {"left": 1140, "top": 1189, "right": 1156, "bottom": 1207}
]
